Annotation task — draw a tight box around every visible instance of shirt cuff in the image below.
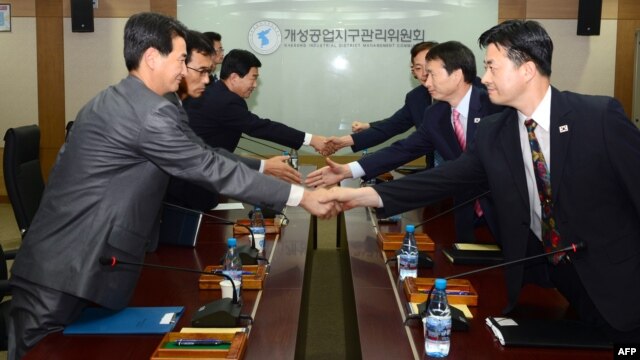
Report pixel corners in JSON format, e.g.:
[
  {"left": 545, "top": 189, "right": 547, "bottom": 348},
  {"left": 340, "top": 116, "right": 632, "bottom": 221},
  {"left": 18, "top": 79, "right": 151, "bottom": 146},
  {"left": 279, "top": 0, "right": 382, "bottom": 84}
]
[
  {"left": 377, "top": 195, "right": 384, "bottom": 208},
  {"left": 303, "top": 133, "right": 313, "bottom": 146},
  {"left": 349, "top": 161, "right": 366, "bottom": 179},
  {"left": 287, "top": 184, "right": 304, "bottom": 206},
  {"left": 258, "top": 160, "right": 265, "bottom": 173}
]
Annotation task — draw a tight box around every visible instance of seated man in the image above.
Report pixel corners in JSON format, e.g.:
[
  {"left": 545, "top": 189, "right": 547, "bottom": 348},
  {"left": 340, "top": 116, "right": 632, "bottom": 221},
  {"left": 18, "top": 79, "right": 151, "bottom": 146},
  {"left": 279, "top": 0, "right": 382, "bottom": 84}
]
[{"left": 307, "top": 41, "right": 504, "bottom": 243}]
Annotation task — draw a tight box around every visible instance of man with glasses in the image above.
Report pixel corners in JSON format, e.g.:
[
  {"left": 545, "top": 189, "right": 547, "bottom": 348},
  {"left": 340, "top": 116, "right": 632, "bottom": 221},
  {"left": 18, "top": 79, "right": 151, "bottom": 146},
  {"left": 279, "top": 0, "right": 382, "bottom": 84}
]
[
  {"left": 203, "top": 31, "right": 224, "bottom": 83},
  {"left": 166, "top": 30, "right": 300, "bottom": 211},
  {"left": 325, "top": 42, "right": 437, "bottom": 159}
]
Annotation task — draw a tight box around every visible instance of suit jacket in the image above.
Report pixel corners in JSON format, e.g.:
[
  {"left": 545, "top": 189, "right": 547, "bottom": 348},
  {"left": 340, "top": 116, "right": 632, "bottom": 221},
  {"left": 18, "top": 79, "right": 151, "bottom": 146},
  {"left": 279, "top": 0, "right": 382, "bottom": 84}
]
[
  {"left": 11, "top": 76, "right": 291, "bottom": 309},
  {"left": 186, "top": 81, "right": 305, "bottom": 152},
  {"left": 351, "top": 85, "right": 431, "bottom": 152},
  {"left": 374, "top": 87, "right": 640, "bottom": 331},
  {"left": 164, "top": 92, "right": 261, "bottom": 211},
  {"left": 360, "top": 85, "right": 503, "bottom": 242}
]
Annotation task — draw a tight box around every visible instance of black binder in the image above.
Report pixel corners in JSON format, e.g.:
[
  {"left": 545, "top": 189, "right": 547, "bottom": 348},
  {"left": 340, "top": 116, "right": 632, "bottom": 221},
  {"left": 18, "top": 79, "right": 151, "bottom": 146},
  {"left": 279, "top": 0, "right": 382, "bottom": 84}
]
[
  {"left": 159, "top": 205, "right": 202, "bottom": 247},
  {"left": 442, "top": 245, "right": 504, "bottom": 265},
  {"left": 485, "top": 316, "right": 612, "bottom": 349}
]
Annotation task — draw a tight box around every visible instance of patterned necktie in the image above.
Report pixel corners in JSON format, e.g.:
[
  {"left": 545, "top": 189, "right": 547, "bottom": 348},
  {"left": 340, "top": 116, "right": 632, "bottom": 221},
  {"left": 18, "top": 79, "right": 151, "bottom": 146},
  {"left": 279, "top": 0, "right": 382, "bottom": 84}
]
[
  {"left": 452, "top": 109, "right": 483, "bottom": 217},
  {"left": 524, "top": 119, "right": 563, "bottom": 263}
]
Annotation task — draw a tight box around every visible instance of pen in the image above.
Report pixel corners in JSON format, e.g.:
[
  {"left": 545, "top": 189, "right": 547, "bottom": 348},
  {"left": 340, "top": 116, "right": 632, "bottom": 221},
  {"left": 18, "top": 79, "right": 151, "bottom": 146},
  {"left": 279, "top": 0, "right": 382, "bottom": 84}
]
[
  {"left": 242, "top": 271, "right": 255, "bottom": 275},
  {"left": 421, "top": 290, "right": 471, "bottom": 295},
  {"left": 174, "top": 339, "right": 230, "bottom": 346}
]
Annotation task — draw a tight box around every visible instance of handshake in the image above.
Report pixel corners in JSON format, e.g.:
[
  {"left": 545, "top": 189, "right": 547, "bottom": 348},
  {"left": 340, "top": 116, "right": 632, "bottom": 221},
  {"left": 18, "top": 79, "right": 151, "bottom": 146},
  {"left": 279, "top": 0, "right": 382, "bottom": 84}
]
[
  {"left": 298, "top": 185, "right": 381, "bottom": 219},
  {"left": 309, "top": 120, "right": 370, "bottom": 156}
]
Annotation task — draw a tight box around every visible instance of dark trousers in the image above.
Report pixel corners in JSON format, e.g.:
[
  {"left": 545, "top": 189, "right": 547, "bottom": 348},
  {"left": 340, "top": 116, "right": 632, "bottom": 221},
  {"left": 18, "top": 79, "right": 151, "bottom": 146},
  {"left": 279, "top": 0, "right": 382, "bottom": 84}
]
[
  {"left": 8, "top": 276, "right": 89, "bottom": 360},
  {"left": 521, "top": 232, "right": 640, "bottom": 342}
]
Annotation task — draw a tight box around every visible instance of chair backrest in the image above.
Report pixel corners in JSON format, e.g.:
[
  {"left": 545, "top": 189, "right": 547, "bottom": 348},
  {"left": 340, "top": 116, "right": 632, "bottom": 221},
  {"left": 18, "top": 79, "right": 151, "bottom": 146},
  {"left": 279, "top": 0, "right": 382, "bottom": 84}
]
[{"left": 3, "top": 125, "right": 45, "bottom": 237}]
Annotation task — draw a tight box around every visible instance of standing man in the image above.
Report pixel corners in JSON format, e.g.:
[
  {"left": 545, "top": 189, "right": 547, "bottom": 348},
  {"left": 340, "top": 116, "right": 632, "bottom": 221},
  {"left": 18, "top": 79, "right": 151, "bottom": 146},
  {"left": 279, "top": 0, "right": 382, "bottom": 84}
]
[
  {"left": 8, "top": 13, "right": 338, "bottom": 359},
  {"left": 325, "top": 42, "right": 437, "bottom": 158},
  {"left": 203, "top": 31, "right": 224, "bottom": 83},
  {"left": 185, "top": 49, "right": 332, "bottom": 155},
  {"left": 307, "top": 41, "right": 503, "bottom": 243},
  {"left": 324, "top": 20, "right": 640, "bottom": 341}
]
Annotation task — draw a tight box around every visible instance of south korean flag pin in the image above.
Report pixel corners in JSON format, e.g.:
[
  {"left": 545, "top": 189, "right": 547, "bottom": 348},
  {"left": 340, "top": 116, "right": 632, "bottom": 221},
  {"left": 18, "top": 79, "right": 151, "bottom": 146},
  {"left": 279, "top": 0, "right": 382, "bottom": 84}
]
[
  {"left": 559, "top": 125, "right": 569, "bottom": 133},
  {"left": 474, "top": 117, "right": 481, "bottom": 123}
]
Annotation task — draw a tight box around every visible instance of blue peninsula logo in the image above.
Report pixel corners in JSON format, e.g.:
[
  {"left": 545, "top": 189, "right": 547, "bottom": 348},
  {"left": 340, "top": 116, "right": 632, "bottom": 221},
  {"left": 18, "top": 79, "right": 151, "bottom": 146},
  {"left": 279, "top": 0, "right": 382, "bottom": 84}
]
[{"left": 248, "top": 20, "right": 282, "bottom": 55}]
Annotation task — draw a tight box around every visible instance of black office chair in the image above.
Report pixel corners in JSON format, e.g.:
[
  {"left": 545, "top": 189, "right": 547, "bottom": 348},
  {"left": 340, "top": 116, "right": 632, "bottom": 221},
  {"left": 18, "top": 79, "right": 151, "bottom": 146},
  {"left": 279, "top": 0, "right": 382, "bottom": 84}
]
[
  {"left": 3, "top": 125, "right": 45, "bottom": 241},
  {"left": 0, "top": 244, "right": 10, "bottom": 351}
]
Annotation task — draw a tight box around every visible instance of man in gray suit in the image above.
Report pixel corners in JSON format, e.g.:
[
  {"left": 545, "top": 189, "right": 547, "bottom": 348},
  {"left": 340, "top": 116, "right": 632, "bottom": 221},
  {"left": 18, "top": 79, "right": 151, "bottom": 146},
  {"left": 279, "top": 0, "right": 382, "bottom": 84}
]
[{"left": 7, "top": 13, "right": 339, "bottom": 359}]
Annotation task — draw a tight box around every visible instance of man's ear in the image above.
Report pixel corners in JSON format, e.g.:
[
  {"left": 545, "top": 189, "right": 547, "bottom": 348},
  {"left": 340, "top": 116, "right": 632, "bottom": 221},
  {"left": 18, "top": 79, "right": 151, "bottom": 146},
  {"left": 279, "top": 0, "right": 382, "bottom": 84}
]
[{"left": 142, "top": 47, "right": 160, "bottom": 70}]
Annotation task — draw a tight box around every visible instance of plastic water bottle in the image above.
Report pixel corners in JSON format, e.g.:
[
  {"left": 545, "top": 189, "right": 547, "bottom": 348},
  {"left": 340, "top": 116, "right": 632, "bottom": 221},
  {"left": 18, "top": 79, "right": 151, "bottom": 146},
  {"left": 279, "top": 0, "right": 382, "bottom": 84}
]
[
  {"left": 424, "top": 278, "right": 451, "bottom": 358},
  {"left": 398, "top": 224, "right": 418, "bottom": 280},
  {"left": 223, "top": 238, "right": 242, "bottom": 300},
  {"left": 289, "top": 148, "right": 299, "bottom": 170},
  {"left": 250, "top": 206, "right": 266, "bottom": 252}
]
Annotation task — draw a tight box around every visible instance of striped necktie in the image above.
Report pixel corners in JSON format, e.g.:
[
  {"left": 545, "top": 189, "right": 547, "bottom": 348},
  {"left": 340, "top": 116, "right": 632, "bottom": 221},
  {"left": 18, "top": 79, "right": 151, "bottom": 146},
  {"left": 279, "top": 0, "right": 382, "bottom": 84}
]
[
  {"left": 453, "top": 109, "right": 483, "bottom": 217},
  {"left": 525, "top": 119, "right": 563, "bottom": 263}
]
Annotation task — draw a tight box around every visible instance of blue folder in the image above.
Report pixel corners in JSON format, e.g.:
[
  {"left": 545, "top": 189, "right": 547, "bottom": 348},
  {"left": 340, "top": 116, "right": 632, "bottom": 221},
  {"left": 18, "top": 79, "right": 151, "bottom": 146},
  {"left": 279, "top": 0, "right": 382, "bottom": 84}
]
[{"left": 63, "top": 306, "right": 184, "bottom": 335}]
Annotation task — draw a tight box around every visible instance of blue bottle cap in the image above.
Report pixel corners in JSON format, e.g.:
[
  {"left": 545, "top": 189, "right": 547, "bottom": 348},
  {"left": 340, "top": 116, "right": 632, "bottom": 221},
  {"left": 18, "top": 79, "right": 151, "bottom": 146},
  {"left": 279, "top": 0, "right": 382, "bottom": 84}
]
[
  {"left": 435, "top": 278, "right": 447, "bottom": 290},
  {"left": 405, "top": 224, "right": 415, "bottom": 232},
  {"left": 283, "top": 151, "right": 289, "bottom": 156},
  {"left": 227, "top": 238, "right": 237, "bottom": 247},
  {"left": 255, "top": 206, "right": 261, "bottom": 211}
]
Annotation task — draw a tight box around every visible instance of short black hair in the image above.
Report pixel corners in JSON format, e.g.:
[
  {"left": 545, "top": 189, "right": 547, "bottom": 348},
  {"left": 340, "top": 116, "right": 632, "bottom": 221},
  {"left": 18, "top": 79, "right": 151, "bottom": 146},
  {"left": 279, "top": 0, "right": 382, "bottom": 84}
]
[
  {"left": 186, "top": 30, "right": 214, "bottom": 64},
  {"left": 425, "top": 41, "right": 477, "bottom": 84},
  {"left": 123, "top": 12, "right": 188, "bottom": 71},
  {"left": 220, "top": 49, "right": 261, "bottom": 80},
  {"left": 202, "top": 31, "right": 222, "bottom": 43},
  {"left": 478, "top": 19, "right": 553, "bottom": 77},
  {"left": 410, "top": 41, "right": 438, "bottom": 62}
]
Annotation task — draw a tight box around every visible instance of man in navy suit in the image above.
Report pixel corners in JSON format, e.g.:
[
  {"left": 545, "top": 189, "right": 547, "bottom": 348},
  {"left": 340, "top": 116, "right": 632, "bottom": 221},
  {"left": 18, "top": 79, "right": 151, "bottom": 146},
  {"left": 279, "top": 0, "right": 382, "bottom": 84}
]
[
  {"left": 186, "top": 49, "right": 331, "bottom": 155},
  {"left": 307, "top": 41, "right": 503, "bottom": 243},
  {"left": 327, "top": 41, "right": 437, "bottom": 155},
  {"left": 324, "top": 20, "right": 640, "bottom": 341}
]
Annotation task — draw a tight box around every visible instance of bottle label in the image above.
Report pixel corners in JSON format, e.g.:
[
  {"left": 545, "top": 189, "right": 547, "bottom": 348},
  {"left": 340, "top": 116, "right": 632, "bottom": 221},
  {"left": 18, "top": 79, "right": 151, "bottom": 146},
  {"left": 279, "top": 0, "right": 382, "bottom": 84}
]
[{"left": 425, "top": 316, "right": 451, "bottom": 341}]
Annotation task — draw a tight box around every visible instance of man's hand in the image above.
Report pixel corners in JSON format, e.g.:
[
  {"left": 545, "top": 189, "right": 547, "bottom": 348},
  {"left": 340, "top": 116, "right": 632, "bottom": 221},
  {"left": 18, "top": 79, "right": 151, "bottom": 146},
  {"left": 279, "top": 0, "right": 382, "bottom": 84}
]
[
  {"left": 299, "top": 187, "right": 343, "bottom": 219},
  {"left": 264, "top": 155, "right": 301, "bottom": 184},
  {"left": 310, "top": 135, "right": 337, "bottom": 156},
  {"left": 325, "top": 186, "right": 382, "bottom": 210},
  {"left": 324, "top": 135, "right": 354, "bottom": 153},
  {"left": 305, "top": 158, "right": 352, "bottom": 188},
  {"left": 351, "top": 121, "right": 370, "bottom": 133}
]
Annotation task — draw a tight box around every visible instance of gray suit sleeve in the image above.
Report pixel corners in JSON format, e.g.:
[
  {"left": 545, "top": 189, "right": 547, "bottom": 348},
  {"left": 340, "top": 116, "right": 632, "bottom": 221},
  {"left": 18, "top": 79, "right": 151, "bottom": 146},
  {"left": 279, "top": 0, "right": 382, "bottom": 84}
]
[{"left": 141, "top": 103, "right": 288, "bottom": 210}]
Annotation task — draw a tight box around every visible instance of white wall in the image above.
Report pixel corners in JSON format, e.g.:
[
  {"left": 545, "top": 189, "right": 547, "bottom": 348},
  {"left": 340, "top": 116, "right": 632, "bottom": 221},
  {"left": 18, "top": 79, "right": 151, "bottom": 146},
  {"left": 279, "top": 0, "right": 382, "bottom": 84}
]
[{"left": 0, "top": 18, "right": 38, "bottom": 132}]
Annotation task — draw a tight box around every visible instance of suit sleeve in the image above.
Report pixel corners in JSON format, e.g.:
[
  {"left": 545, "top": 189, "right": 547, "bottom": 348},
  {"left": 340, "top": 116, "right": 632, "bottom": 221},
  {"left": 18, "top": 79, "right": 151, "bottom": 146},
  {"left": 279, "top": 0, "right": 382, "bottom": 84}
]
[
  {"left": 141, "top": 103, "right": 290, "bottom": 211},
  {"left": 373, "top": 144, "right": 487, "bottom": 217},
  {"left": 358, "top": 122, "right": 434, "bottom": 178},
  {"left": 221, "top": 97, "right": 306, "bottom": 149},
  {"left": 351, "top": 93, "right": 416, "bottom": 151}
]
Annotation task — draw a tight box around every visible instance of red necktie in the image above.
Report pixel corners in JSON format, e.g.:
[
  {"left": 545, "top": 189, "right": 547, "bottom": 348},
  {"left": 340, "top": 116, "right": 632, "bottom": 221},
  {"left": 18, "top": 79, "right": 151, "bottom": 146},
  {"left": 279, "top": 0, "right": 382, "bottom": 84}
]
[{"left": 453, "top": 109, "right": 483, "bottom": 217}]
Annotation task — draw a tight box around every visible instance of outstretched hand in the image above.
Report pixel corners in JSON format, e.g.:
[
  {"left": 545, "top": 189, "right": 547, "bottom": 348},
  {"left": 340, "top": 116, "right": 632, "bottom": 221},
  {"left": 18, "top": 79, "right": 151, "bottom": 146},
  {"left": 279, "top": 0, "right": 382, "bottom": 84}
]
[
  {"left": 264, "top": 155, "right": 302, "bottom": 184},
  {"left": 351, "top": 121, "right": 370, "bottom": 133},
  {"left": 305, "top": 158, "right": 352, "bottom": 188}
]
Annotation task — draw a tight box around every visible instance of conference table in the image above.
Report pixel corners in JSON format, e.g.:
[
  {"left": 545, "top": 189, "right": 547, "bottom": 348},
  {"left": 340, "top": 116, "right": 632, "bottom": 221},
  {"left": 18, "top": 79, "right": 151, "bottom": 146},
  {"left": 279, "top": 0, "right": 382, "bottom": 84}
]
[
  {"left": 23, "top": 172, "right": 316, "bottom": 359},
  {"left": 340, "top": 176, "right": 613, "bottom": 360},
  {"left": 23, "top": 166, "right": 615, "bottom": 359}
]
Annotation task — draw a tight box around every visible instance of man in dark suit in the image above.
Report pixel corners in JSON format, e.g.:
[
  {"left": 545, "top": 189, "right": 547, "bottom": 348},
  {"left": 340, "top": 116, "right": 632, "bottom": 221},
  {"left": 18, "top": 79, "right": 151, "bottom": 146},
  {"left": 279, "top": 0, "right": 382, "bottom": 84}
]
[
  {"left": 324, "top": 20, "right": 640, "bottom": 341},
  {"left": 185, "top": 49, "right": 331, "bottom": 155},
  {"left": 165, "top": 30, "right": 300, "bottom": 211},
  {"left": 307, "top": 41, "right": 503, "bottom": 243},
  {"left": 326, "top": 41, "right": 437, "bottom": 154},
  {"left": 8, "top": 13, "right": 339, "bottom": 359}
]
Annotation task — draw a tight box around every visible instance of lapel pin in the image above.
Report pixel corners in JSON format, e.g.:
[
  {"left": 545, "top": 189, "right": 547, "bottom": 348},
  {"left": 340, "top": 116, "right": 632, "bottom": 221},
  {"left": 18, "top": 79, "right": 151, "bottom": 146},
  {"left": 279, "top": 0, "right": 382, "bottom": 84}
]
[
  {"left": 474, "top": 117, "right": 481, "bottom": 123},
  {"left": 559, "top": 125, "right": 569, "bottom": 133}
]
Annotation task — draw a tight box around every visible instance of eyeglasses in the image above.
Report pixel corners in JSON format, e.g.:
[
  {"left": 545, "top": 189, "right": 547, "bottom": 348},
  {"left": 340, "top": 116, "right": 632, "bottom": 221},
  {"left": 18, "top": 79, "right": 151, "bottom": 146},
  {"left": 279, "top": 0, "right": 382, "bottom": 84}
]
[
  {"left": 215, "top": 47, "right": 225, "bottom": 54},
  {"left": 186, "top": 66, "right": 212, "bottom": 77}
]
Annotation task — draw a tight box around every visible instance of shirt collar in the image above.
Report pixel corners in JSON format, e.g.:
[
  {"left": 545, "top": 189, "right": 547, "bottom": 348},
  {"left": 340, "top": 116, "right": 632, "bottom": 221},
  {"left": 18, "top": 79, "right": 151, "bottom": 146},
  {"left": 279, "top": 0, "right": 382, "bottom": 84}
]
[
  {"left": 453, "top": 85, "right": 473, "bottom": 118},
  {"left": 517, "top": 86, "right": 552, "bottom": 131}
]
